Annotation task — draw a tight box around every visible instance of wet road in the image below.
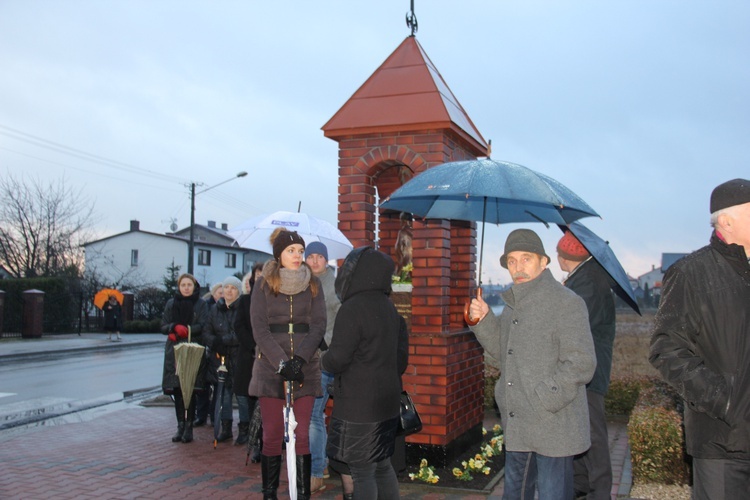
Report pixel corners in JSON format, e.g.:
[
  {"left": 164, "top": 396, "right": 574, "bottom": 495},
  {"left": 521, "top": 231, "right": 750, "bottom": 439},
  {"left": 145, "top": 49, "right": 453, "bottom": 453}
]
[{"left": 0, "top": 344, "right": 163, "bottom": 428}]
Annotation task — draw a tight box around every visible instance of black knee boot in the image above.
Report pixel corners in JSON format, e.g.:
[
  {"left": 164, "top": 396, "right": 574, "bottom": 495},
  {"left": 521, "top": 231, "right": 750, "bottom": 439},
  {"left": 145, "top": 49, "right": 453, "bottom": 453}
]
[
  {"left": 261, "top": 455, "right": 282, "bottom": 500},
  {"left": 172, "top": 393, "right": 185, "bottom": 442},
  {"left": 296, "top": 454, "right": 312, "bottom": 500},
  {"left": 182, "top": 397, "right": 195, "bottom": 443}
]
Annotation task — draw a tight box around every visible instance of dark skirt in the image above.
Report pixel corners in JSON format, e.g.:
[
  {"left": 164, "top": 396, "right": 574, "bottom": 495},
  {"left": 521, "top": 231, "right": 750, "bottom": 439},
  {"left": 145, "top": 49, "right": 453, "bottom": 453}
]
[{"left": 327, "top": 416, "right": 399, "bottom": 467}]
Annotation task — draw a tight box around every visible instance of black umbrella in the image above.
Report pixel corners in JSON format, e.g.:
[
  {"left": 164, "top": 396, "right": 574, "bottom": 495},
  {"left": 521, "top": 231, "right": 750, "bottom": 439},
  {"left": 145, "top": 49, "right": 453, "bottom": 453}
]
[
  {"left": 559, "top": 221, "right": 641, "bottom": 315},
  {"left": 213, "top": 357, "right": 228, "bottom": 449}
]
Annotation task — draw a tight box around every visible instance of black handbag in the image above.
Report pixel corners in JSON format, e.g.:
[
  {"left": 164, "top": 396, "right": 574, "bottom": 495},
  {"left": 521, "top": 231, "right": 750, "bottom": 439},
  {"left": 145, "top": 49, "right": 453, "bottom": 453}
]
[{"left": 397, "top": 390, "right": 422, "bottom": 436}]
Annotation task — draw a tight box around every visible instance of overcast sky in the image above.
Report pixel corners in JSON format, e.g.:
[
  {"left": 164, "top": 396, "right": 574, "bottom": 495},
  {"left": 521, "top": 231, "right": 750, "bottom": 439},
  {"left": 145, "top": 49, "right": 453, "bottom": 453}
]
[{"left": 1, "top": 1, "right": 748, "bottom": 284}]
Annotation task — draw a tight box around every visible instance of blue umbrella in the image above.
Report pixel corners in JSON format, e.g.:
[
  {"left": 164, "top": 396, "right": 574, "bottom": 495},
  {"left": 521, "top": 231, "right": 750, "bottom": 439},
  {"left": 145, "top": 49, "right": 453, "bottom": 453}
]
[
  {"left": 380, "top": 158, "right": 599, "bottom": 323},
  {"left": 380, "top": 159, "right": 599, "bottom": 226},
  {"left": 560, "top": 222, "right": 641, "bottom": 315}
]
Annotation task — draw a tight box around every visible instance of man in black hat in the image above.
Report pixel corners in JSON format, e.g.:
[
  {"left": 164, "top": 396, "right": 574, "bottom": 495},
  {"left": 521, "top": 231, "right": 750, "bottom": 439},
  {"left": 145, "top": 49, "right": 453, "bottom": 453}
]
[
  {"left": 650, "top": 178, "right": 750, "bottom": 499},
  {"left": 468, "top": 228, "right": 596, "bottom": 499}
]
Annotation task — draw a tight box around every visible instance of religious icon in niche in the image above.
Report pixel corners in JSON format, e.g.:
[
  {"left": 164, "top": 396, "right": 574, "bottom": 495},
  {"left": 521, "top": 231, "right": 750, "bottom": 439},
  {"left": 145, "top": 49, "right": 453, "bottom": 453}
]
[{"left": 393, "top": 211, "right": 413, "bottom": 283}]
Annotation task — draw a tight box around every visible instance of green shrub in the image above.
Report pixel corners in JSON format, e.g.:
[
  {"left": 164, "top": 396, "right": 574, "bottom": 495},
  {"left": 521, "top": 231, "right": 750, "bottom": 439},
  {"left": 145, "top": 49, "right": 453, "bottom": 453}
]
[
  {"left": 605, "top": 376, "right": 652, "bottom": 416},
  {"left": 123, "top": 319, "right": 161, "bottom": 333},
  {"left": 627, "top": 384, "right": 688, "bottom": 485},
  {"left": 484, "top": 373, "right": 498, "bottom": 408}
]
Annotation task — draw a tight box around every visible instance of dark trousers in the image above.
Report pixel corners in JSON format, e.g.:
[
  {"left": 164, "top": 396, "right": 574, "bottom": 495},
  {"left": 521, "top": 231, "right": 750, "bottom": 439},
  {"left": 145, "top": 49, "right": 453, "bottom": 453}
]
[
  {"left": 573, "top": 390, "right": 612, "bottom": 499},
  {"left": 349, "top": 458, "right": 400, "bottom": 500},
  {"left": 195, "top": 382, "right": 215, "bottom": 421},
  {"left": 693, "top": 457, "right": 750, "bottom": 500}
]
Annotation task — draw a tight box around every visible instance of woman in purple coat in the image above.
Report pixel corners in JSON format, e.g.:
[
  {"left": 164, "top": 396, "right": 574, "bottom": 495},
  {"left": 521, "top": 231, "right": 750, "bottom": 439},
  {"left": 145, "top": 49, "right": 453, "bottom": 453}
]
[{"left": 249, "top": 228, "right": 326, "bottom": 500}]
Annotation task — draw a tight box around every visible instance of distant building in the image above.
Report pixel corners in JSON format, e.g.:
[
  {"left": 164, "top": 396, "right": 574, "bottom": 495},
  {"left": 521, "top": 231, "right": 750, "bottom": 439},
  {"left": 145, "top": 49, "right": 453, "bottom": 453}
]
[
  {"left": 83, "top": 220, "right": 271, "bottom": 291},
  {"left": 481, "top": 282, "right": 511, "bottom": 306},
  {"left": 637, "top": 252, "right": 689, "bottom": 303}
]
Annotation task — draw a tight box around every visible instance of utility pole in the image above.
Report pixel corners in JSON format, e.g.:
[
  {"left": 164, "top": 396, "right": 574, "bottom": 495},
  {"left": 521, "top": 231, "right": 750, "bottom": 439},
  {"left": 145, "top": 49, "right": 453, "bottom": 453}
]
[
  {"left": 188, "top": 182, "right": 196, "bottom": 274},
  {"left": 187, "top": 172, "right": 247, "bottom": 275}
]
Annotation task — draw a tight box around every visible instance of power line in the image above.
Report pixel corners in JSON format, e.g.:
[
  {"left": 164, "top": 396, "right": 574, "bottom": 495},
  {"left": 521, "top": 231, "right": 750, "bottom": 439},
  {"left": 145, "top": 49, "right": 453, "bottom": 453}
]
[
  {"left": 0, "top": 146, "right": 185, "bottom": 195},
  {"left": 0, "top": 124, "right": 184, "bottom": 184},
  {"left": 0, "top": 124, "right": 262, "bottom": 230}
]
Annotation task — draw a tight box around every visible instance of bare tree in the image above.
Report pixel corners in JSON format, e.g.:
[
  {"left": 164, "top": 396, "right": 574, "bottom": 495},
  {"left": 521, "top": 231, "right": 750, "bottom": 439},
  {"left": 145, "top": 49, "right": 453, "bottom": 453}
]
[{"left": 0, "top": 174, "right": 96, "bottom": 277}]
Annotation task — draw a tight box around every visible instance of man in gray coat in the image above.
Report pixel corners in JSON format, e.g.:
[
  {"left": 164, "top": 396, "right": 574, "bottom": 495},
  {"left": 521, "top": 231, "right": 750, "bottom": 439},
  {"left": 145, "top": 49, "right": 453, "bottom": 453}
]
[{"left": 469, "top": 228, "right": 596, "bottom": 499}]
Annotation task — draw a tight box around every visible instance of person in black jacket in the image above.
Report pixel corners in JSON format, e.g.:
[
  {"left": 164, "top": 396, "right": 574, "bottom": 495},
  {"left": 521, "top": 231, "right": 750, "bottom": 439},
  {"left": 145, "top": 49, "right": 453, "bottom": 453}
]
[
  {"left": 160, "top": 273, "right": 209, "bottom": 444},
  {"left": 102, "top": 295, "right": 123, "bottom": 342},
  {"left": 322, "top": 247, "right": 409, "bottom": 500},
  {"left": 557, "top": 230, "right": 616, "bottom": 500},
  {"left": 650, "top": 178, "right": 750, "bottom": 500},
  {"left": 233, "top": 271, "right": 258, "bottom": 452},
  {"left": 202, "top": 276, "right": 248, "bottom": 445}
]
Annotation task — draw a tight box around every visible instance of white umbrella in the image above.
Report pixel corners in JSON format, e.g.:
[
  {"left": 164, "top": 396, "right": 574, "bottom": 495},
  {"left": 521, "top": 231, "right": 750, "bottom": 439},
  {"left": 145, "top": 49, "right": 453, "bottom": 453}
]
[
  {"left": 228, "top": 211, "right": 353, "bottom": 260},
  {"left": 284, "top": 381, "right": 298, "bottom": 500}
]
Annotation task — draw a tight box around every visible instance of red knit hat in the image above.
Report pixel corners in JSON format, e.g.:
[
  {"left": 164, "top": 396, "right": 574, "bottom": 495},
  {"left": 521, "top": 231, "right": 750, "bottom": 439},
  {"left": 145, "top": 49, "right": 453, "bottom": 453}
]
[{"left": 557, "top": 231, "right": 589, "bottom": 261}]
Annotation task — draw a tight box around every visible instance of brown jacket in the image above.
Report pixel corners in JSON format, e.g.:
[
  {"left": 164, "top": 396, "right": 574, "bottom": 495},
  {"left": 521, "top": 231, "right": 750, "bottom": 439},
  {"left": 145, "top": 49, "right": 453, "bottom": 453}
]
[{"left": 248, "top": 275, "right": 326, "bottom": 399}]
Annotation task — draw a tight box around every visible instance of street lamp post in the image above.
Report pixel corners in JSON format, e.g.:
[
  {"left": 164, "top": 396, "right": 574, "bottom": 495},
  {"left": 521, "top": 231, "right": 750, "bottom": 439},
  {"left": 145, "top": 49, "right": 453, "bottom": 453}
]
[{"left": 188, "top": 171, "right": 248, "bottom": 275}]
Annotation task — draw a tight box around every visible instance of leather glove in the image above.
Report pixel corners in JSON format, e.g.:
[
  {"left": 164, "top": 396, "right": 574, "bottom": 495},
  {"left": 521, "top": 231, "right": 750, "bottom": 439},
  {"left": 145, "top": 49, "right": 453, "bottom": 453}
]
[
  {"left": 168, "top": 333, "right": 177, "bottom": 342},
  {"left": 174, "top": 324, "right": 189, "bottom": 339},
  {"left": 278, "top": 356, "right": 305, "bottom": 382}
]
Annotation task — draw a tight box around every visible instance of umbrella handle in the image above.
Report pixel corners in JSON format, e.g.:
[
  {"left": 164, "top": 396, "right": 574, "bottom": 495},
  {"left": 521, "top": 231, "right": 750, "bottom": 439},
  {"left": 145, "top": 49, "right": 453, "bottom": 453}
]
[{"left": 463, "top": 288, "right": 482, "bottom": 326}]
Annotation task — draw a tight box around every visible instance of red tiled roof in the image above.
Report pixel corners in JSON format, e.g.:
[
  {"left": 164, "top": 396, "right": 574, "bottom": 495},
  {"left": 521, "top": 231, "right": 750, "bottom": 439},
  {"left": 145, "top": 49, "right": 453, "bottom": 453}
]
[{"left": 322, "top": 36, "right": 487, "bottom": 154}]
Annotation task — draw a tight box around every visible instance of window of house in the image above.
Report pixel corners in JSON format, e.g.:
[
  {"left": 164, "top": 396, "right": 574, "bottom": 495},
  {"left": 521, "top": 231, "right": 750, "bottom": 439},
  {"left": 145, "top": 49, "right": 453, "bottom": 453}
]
[
  {"left": 225, "top": 253, "right": 237, "bottom": 268},
  {"left": 198, "top": 249, "right": 211, "bottom": 266},
  {"left": 131, "top": 249, "right": 139, "bottom": 266}
]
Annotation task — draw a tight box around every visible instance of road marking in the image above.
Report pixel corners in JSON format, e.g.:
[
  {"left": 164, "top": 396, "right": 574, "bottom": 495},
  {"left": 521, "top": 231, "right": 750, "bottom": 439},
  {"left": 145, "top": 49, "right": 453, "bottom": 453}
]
[{"left": 0, "top": 393, "right": 17, "bottom": 399}]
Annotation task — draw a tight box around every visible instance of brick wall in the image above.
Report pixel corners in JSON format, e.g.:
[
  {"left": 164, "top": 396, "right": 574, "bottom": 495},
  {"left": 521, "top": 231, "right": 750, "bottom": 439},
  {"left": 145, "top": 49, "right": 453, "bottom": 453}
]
[{"left": 333, "top": 128, "right": 486, "bottom": 466}]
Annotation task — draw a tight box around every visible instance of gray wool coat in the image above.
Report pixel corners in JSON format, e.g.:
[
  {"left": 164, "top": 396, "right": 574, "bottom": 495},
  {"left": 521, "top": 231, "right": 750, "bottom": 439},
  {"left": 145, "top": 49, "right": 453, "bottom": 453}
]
[{"left": 471, "top": 269, "right": 596, "bottom": 457}]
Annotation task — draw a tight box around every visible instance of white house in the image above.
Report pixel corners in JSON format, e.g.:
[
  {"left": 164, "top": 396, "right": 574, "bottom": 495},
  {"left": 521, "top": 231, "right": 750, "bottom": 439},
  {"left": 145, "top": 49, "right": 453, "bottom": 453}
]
[
  {"left": 637, "top": 252, "right": 689, "bottom": 301},
  {"left": 84, "top": 220, "right": 271, "bottom": 291}
]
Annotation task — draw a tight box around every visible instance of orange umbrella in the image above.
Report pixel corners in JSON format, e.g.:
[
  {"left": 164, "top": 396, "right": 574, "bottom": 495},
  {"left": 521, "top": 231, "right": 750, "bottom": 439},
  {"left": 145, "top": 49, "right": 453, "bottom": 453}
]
[{"left": 94, "top": 288, "right": 124, "bottom": 310}]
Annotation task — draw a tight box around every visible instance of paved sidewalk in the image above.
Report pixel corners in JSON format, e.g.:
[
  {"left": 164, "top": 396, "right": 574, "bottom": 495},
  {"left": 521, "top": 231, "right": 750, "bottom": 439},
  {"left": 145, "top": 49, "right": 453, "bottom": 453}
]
[{"left": 0, "top": 334, "right": 633, "bottom": 499}]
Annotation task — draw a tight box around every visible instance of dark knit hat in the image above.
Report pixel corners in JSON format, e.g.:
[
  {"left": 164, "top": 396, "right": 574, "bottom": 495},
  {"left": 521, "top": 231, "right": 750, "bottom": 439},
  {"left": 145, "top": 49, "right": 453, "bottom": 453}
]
[
  {"left": 500, "top": 229, "right": 550, "bottom": 268},
  {"left": 272, "top": 230, "right": 306, "bottom": 260},
  {"left": 710, "top": 178, "right": 750, "bottom": 213},
  {"left": 557, "top": 231, "right": 590, "bottom": 262},
  {"left": 305, "top": 241, "right": 328, "bottom": 261}
]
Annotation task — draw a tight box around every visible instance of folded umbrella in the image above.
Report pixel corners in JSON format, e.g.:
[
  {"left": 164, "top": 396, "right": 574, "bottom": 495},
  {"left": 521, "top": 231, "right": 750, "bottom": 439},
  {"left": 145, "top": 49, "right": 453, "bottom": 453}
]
[
  {"left": 284, "top": 380, "right": 297, "bottom": 500},
  {"left": 213, "top": 356, "right": 228, "bottom": 449},
  {"left": 173, "top": 327, "right": 205, "bottom": 423}
]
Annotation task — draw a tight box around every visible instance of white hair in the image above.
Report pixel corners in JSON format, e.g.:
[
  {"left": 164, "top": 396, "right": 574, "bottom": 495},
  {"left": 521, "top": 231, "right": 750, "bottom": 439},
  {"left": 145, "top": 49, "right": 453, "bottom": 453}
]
[{"left": 710, "top": 205, "right": 739, "bottom": 228}]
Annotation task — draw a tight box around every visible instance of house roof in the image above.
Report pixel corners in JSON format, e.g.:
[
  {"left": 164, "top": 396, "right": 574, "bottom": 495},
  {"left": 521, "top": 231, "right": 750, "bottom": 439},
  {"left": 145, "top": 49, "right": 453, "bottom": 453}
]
[
  {"left": 322, "top": 36, "right": 488, "bottom": 155},
  {"left": 84, "top": 224, "right": 244, "bottom": 252},
  {"left": 83, "top": 228, "right": 186, "bottom": 247}
]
